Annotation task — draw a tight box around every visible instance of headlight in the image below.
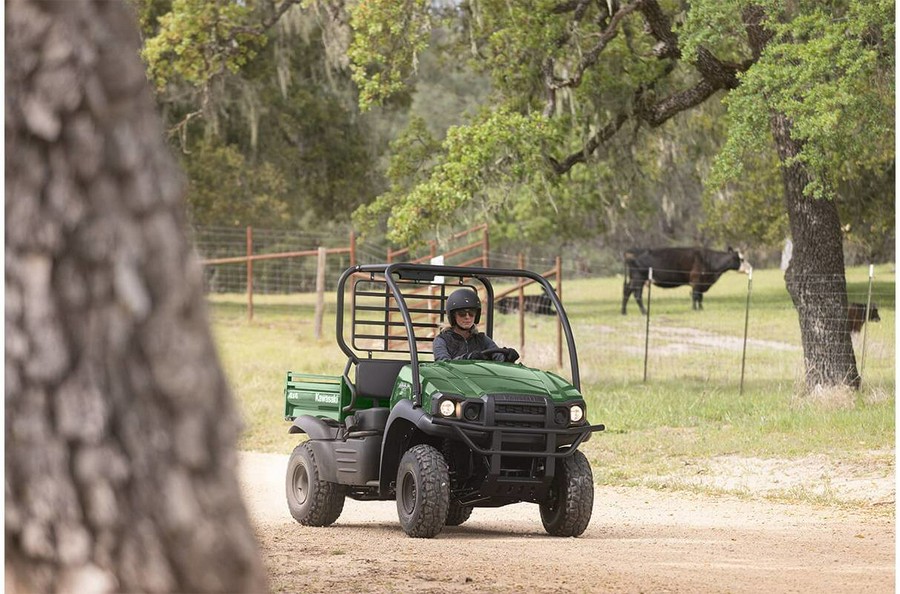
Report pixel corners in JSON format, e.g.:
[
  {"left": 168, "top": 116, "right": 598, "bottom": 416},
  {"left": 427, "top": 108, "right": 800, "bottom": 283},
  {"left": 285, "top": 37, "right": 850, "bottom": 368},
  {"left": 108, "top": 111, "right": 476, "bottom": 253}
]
[
  {"left": 569, "top": 404, "right": 584, "bottom": 423},
  {"left": 439, "top": 399, "right": 456, "bottom": 417}
]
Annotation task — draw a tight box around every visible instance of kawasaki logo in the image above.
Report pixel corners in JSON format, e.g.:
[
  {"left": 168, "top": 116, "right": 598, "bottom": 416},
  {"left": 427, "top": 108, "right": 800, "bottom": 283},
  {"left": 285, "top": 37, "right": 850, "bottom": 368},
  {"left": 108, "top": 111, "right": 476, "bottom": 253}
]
[{"left": 314, "top": 393, "right": 339, "bottom": 405}]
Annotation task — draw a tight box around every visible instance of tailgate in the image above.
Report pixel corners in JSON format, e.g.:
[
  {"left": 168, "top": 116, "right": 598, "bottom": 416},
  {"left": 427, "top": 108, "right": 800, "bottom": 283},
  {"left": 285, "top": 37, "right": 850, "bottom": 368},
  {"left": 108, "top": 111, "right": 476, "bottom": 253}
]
[{"left": 284, "top": 372, "right": 351, "bottom": 422}]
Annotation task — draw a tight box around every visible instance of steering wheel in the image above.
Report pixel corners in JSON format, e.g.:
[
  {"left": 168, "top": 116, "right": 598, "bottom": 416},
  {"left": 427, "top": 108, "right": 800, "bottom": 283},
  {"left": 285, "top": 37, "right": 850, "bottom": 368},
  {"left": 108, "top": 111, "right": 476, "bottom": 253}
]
[{"left": 478, "top": 347, "right": 520, "bottom": 363}]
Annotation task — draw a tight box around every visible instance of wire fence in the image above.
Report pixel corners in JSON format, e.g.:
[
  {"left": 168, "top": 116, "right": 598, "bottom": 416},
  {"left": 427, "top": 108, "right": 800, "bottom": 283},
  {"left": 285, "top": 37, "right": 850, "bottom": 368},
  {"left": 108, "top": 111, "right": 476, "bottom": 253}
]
[
  {"left": 191, "top": 225, "right": 604, "bottom": 294},
  {"left": 192, "top": 226, "right": 359, "bottom": 294},
  {"left": 193, "top": 225, "right": 894, "bottom": 390}
]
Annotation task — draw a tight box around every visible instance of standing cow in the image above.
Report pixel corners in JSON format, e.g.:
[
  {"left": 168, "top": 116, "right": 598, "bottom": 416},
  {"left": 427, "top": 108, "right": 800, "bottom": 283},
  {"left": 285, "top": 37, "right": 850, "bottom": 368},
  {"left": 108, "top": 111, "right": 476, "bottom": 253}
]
[
  {"left": 847, "top": 302, "right": 880, "bottom": 333},
  {"left": 622, "top": 247, "right": 750, "bottom": 314}
]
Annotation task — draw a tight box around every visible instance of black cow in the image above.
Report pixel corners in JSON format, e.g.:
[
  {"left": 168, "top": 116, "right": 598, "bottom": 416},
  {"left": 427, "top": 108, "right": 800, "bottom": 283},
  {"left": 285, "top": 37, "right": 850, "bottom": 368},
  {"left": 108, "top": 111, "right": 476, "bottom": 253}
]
[
  {"left": 622, "top": 247, "right": 750, "bottom": 314},
  {"left": 495, "top": 294, "right": 555, "bottom": 316},
  {"left": 847, "top": 302, "right": 880, "bottom": 333}
]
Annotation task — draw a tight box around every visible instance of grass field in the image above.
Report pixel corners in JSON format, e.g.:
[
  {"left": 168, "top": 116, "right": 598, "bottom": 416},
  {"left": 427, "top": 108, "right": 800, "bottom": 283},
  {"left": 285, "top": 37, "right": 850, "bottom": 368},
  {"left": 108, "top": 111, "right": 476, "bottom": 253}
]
[{"left": 209, "top": 264, "right": 895, "bottom": 502}]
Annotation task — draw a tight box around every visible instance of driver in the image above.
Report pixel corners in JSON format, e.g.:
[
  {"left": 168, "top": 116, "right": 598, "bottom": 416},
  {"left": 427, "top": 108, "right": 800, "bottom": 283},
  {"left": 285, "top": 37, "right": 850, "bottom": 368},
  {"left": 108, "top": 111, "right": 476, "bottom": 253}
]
[{"left": 433, "top": 288, "right": 519, "bottom": 363}]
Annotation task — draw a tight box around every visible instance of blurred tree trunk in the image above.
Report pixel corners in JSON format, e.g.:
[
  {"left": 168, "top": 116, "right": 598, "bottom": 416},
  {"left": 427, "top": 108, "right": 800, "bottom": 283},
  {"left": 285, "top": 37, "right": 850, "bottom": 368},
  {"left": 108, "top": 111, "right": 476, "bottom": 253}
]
[{"left": 5, "top": 1, "right": 267, "bottom": 592}]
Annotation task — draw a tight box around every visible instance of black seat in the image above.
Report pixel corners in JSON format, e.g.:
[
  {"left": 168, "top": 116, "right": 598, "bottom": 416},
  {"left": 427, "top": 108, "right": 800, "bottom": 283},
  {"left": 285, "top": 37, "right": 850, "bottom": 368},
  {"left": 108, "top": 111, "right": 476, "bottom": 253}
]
[{"left": 355, "top": 359, "right": 408, "bottom": 403}]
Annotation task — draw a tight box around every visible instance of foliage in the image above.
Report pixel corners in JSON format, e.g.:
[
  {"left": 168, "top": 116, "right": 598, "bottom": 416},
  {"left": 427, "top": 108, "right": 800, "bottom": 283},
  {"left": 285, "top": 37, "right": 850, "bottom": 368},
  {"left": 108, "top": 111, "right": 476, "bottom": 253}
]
[
  {"left": 701, "top": 144, "right": 788, "bottom": 248},
  {"left": 134, "top": 0, "right": 399, "bottom": 229},
  {"left": 348, "top": 0, "right": 894, "bottom": 259},
  {"left": 705, "top": 0, "right": 895, "bottom": 199},
  {"left": 182, "top": 139, "right": 291, "bottom": 227},
  {"left": 355, "top": 107, "right": 563, "bottom": 245},
  {"left": 131, "top": 0, "right": 894, "bottom": 275},
  {"left": 348, "top": 0, "right": 432, "bottom": 108},
  {"left": 141, "top": 0, "right": 267, "bottom": 92}
]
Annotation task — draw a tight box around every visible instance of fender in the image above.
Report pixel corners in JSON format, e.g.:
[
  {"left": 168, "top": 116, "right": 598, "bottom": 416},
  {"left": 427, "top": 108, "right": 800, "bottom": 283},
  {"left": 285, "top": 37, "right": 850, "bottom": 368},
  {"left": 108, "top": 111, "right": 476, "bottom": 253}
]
[
  {"left": 288, "top": 415, "right": 340, "bottom": 440},
  {"left": 289, "top": 416, "right": 383, "bottom": 485},
  {"left": 378, "top": 399, "right": 451, "bottom": 491}
]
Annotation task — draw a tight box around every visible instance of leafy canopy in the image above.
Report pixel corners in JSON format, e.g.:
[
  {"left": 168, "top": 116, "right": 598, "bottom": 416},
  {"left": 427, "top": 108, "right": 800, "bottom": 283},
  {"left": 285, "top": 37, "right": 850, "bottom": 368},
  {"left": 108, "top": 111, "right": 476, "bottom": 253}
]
[
  {"left": 348, "top": 0, "right": 894, "bottom": 247},
  {"left": 702, "top": 0, "right": 895, "bottom": 199},
  {"left": 141, "top": 0, "right": 267, "bottom": 91}
]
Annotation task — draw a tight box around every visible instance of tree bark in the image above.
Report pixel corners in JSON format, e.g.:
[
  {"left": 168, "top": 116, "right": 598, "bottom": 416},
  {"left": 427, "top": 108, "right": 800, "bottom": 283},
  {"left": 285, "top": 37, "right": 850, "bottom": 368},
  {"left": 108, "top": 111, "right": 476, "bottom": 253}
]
[
  {"left": 5, "top": 1, "right": 267, "bottom": 592},
  {"left": 770, "top": 113, "right": 860, "bottom": 390}
]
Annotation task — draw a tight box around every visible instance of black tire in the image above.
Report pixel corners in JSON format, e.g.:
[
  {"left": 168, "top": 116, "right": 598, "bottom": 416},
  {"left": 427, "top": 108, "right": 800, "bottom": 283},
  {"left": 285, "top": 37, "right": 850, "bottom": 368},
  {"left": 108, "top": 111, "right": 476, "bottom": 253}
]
[
  {"left": 286, "top": 442, "right": 345, "bottom": 526},
  {"left": 539, "top": 450, "right": 594, "bottom": 537},
  {"left": 445, "top": 501, "right": 473, "bottom": 526},
  {"left": 396, "top": 444, "right": 450, "bottom": 538}
]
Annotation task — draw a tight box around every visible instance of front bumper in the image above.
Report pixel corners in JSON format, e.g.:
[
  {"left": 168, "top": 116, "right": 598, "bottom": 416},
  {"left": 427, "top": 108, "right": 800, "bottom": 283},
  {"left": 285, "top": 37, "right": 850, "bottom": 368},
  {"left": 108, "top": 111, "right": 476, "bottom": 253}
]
[{"left": 431, "top": 417, "right": 605, "bottom": 458}]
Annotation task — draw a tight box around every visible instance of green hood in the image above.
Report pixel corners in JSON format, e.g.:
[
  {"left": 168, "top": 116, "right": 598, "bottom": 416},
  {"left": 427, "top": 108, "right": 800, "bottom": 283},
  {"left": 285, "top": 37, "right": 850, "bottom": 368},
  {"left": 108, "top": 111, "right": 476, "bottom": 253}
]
[{"left": 414, "top": 360, "right": 582, "bottom": 402}]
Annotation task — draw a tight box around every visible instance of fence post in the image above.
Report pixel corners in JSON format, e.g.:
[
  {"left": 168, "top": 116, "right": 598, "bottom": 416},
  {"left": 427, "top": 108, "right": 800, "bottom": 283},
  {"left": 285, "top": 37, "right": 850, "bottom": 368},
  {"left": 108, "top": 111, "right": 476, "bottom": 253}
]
[
  {"left": 739, "top": 268, "right": 753, "bottom": 395},
  {"left": 314, "top": 246, "right": 327, "bottom": 340},
  {"left": 246, "top": 226, "right": 253, "bottom": 322},
  {"left": 482, "top": 225, "right": 490, "bottom": 267},
  {"left": 860, "top": 264, "right": 875, "bottom": 376},
  {"left": 643, "top": 268, "right": 652, "bottom": 382},
  {"left": 518, "top": 253, "right": 525, "bottom": 354},
  {"left": 349, "top": 230, "right": 356, "bottom": 267}
]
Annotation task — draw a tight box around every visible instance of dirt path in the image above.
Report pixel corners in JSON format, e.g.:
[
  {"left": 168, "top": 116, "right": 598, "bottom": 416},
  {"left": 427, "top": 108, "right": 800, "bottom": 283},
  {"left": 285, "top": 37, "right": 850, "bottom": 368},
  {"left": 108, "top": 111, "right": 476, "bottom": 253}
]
[{"left": 240, "top": 452, "right": 894, "bottom": 593}]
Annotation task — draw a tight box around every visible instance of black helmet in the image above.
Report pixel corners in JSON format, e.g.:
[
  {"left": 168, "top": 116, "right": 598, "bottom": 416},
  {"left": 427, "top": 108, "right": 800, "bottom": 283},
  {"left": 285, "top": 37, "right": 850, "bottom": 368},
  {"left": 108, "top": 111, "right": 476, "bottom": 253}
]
[{"left": 446, "top": 288, "right": 481, "bottom": 326}]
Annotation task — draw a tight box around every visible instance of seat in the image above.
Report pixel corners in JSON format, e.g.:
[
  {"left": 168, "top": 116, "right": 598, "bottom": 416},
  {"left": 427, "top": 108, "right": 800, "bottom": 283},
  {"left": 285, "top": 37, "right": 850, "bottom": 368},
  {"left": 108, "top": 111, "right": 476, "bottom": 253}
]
[{"left": 355, "top": 359, "right": 408, "bottom": 404}]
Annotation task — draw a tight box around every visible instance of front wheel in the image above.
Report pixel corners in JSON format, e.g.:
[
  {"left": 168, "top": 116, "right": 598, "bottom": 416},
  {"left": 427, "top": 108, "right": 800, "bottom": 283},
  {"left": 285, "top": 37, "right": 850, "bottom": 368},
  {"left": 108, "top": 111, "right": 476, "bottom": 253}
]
[
  {"left": 539, "top": 450, "right": 594, "bottom": 537},
  {"left": 286, "top": 442, "right": 345, "bottom": 526},
  {"left": 445, "top": 501, "right": 473, "bottom": 526},
  {"left": 396, "top": 444, "right": 449, "bottom": 538}
]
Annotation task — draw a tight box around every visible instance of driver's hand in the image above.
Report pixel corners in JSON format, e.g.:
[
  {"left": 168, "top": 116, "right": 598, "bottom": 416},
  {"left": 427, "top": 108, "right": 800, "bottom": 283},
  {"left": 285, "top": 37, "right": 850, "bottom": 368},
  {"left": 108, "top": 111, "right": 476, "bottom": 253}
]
[
  {"left": 465, "top": 350, "right": 485, "bottom": 360},
  {"left": 503, "top": 348, "right": 520, "bottom": 363}
]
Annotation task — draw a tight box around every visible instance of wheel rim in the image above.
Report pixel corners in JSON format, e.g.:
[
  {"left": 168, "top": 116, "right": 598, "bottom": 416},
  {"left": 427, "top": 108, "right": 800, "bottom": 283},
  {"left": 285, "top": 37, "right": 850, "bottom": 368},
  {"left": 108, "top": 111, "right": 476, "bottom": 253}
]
[
  {"left": 293, "top": 463, "right": 309, "bottom": 506},
  {"left": 400, "top": 471, "right": 417, "bottom": 515},
  {"left": 544, "top": 483, "right": 561, "bottom": 514}
]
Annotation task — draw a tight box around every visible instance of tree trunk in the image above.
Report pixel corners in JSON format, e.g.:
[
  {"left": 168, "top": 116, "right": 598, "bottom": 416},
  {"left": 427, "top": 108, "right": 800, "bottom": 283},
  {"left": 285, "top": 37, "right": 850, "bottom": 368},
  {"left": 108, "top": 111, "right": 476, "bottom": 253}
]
[
  {"left": 5, "top": 1, "right": 267, "bottom": 592},
  {"left": 770, "top": 113, "right": 860, "bottom": 390}
]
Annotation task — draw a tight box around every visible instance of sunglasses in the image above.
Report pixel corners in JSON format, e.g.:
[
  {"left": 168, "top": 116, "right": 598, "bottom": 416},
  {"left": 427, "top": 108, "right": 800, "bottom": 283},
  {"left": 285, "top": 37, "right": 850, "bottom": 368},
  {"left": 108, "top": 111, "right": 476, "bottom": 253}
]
[{"left": 456, "top": 309, "right": 477, "bottom": 318}]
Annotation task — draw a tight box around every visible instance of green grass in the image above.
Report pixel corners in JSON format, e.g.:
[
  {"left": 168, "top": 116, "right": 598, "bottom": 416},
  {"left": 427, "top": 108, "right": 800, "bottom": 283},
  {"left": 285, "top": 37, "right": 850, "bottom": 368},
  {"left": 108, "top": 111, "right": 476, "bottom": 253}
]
[{"left": 209, "top": 264, "right": 895, "bottom": 502}]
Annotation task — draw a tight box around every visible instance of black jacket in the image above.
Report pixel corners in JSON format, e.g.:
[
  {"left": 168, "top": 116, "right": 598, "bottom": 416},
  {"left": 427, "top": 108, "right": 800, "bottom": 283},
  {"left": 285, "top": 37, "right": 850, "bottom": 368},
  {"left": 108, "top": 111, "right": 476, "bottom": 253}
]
[{"left": 432, "top": 328, "right": 503, "bottom": 361}]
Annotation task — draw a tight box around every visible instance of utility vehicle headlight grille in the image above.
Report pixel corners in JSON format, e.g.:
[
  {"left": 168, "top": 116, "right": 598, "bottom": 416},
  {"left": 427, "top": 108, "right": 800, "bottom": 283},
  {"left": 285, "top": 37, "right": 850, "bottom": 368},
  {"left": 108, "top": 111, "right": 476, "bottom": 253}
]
[{"left": 494, "top": 398, "right": 547, "bottom": 428}]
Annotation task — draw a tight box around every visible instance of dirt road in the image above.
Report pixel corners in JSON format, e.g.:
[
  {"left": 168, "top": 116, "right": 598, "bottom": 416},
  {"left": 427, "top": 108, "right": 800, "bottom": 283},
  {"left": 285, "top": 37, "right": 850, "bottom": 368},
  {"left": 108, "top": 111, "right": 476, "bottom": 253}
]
[{"left": 240, "top": 452, "right": 894, "bottom": 593}]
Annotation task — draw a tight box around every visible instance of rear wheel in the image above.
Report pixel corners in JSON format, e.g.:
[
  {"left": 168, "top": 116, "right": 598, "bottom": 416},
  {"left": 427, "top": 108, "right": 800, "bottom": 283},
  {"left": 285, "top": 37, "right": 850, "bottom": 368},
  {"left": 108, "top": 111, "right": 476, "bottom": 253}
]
[
  {"left": 396, "top": 444, "right": 449, "bottom": 538},
  {"left": 286, "top": 442, "right": 345, "bottom": 526},
  {"left": 445, "top": 501, "right": 473, "bottom": 526},
  {"left": 539, "top": 450, "right": 593, "bottom": 537}
]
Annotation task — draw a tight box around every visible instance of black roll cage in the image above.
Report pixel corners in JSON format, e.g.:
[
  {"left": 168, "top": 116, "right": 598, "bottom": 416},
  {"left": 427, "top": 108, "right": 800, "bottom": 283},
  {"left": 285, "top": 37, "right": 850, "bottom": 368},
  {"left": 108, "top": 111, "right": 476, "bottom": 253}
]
[{"left": 335, "top": 263, "right": 580, "bottom": 406}]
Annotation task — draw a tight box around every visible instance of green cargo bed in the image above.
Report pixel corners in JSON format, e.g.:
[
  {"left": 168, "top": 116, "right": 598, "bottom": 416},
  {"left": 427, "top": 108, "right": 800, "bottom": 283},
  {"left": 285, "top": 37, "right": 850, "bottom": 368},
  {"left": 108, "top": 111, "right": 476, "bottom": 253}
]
[{"left": 284, "top": 372, "right": 350, "bottom": 422}]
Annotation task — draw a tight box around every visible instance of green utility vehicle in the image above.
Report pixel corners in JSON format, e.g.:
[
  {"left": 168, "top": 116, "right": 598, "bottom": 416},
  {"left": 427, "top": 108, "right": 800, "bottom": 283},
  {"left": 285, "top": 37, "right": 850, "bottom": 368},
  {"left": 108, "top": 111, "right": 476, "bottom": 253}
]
[{"left": 284, "top": 263, "right": 604, "bottom": 538}]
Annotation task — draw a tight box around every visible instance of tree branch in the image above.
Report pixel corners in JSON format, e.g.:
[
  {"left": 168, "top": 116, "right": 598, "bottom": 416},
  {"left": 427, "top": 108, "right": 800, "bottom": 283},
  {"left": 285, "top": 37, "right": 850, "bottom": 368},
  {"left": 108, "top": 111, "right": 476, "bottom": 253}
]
[
  {"left": 547, "top": 0, "right": 764, "bottom": 171},
  {"left": 637, "top": 0, "right": 680, "bottom": 59},
  {"left": 232, "top": 0, "right": 304, "bottom": 36},
  {"left": 546, "top": 1, "right": 640, "bottom": 92},
  {"left": 549, "top": 112, "right": 629, "bottom": 174}
]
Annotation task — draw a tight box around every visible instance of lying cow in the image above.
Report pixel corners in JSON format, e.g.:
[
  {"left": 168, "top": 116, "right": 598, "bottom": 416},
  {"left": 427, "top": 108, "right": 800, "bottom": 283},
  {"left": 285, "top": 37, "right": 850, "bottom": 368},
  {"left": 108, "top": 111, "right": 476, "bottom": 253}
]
[
  {"left": 495, "top": 294, "right": 555, "bottom": 316},
  {"left": 847, "top": 302, "right": 880, "bottom": 333},
  {"left": 622, "top": 247, "right": 750, "bottom": 314}
]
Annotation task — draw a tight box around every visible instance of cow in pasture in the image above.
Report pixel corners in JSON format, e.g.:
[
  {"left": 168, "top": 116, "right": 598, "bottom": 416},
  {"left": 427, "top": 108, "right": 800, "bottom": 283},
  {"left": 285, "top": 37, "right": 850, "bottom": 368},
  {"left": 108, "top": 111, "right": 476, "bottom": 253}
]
[
  {"left": 847, "top": 302, "right": 880, "bottom": 333},
  {"left": 495, "top": 294, "right": 555, "bottom": 316},
  {"left": 622, "top": 247, "right": 750, "bottom": 314}
]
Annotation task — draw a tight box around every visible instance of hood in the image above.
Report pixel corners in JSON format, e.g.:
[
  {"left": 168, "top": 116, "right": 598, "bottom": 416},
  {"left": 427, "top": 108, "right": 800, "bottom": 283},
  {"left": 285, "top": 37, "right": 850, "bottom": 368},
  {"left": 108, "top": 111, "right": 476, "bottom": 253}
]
[{"left": 418, "top": 360, "right": 582, "bottom": 402}]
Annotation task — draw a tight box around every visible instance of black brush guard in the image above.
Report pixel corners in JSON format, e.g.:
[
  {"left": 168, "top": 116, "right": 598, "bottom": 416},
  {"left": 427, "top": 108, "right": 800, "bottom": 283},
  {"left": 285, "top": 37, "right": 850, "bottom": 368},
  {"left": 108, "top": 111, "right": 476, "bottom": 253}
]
[{"left": 431, "top": 395, "right": 604, "bottom": 505}]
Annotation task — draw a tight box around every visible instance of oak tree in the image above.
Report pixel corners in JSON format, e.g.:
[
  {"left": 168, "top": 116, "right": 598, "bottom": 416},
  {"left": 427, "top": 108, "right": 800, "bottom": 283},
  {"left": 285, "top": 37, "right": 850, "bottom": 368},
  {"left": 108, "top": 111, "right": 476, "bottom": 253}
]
[{"left": 6, "top": 0, "right": 267, "bottom": 591}]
